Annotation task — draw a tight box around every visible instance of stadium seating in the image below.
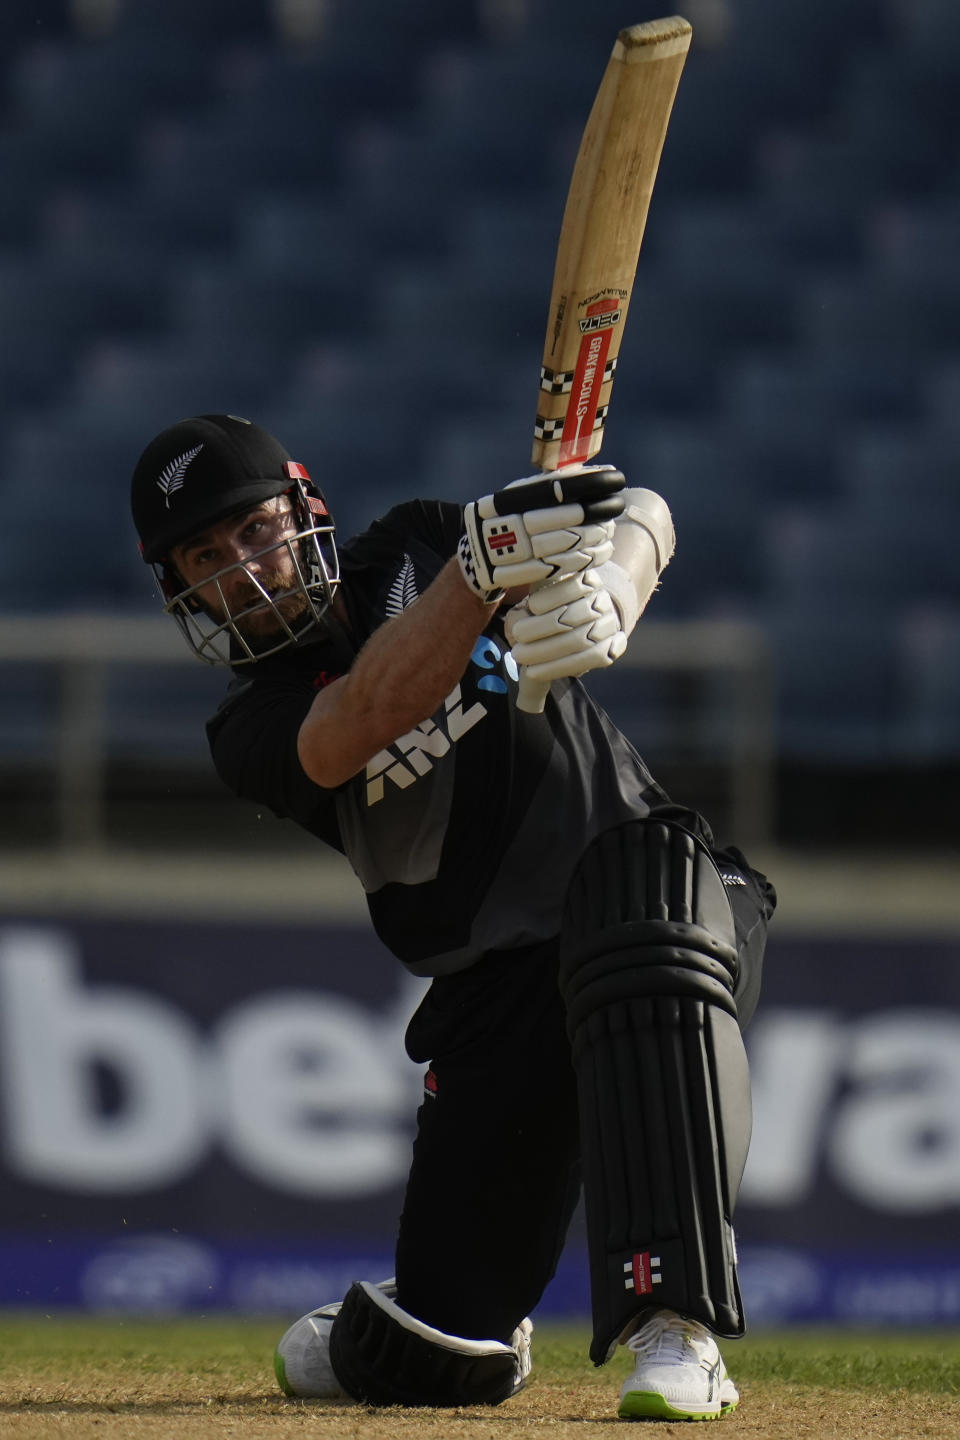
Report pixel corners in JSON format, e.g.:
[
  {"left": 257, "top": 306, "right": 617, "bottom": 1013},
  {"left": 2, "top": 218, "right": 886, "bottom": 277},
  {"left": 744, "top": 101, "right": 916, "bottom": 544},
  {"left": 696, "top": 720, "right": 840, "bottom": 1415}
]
[{"left": 0, "top": 0, "right": 958, "bottom": 781}]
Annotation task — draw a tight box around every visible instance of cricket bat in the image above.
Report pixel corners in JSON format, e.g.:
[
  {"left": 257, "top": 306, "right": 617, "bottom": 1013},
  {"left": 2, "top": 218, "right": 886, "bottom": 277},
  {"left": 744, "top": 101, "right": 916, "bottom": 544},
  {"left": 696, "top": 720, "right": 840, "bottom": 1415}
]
[{"left": 516, "top": 16, "right": 692, "bottom": 713}]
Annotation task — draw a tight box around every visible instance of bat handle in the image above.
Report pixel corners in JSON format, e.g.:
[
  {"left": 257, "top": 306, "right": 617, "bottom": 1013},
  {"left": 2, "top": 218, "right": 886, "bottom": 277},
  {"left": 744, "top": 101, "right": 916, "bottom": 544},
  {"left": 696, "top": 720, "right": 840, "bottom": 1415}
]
[{"left": 516, "top": 669, "right": 551, "bottom": 714}]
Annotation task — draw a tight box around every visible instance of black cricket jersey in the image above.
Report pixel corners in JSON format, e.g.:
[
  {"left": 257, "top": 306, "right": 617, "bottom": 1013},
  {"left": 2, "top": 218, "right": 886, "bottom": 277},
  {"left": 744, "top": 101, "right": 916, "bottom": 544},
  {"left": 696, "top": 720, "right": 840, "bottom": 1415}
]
[{"left": 207, "top": 500, "right": 688, "bottom": 976}]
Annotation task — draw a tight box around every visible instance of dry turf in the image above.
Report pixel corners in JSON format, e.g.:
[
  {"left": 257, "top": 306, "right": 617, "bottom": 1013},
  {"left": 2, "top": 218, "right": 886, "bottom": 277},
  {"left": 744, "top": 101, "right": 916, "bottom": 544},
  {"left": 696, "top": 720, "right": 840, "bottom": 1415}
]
[{"left": 1, "top": 1316, "right": 959, "bottom": 1439}]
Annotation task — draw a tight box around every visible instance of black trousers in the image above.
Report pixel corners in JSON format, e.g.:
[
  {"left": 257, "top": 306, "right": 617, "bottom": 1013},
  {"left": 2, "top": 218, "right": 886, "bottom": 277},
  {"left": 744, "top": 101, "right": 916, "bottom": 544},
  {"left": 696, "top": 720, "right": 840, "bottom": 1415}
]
[{"left": 394, "top": 855, "right": 770, "bottom": 1344}]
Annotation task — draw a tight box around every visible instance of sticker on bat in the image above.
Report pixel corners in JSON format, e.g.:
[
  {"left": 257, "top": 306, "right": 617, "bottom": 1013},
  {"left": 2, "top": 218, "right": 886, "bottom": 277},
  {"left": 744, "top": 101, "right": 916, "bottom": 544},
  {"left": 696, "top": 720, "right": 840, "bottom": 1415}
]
[{"left": 579, "top": 306, "right": 621, "bottom": 333}]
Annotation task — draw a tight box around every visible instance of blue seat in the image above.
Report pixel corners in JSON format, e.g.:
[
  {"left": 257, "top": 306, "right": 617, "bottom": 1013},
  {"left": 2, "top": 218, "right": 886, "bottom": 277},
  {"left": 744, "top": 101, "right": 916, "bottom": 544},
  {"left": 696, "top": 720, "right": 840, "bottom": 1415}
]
[
  {"left": 249, "top": 399, "right": 425, "bottom": 541},
  {"left": 450, "top": 198, "right": 567, "bottom": 288},
  {"left": 417, "top": 44, "right": 598, "bottom": 188},
  {"left": 618, "top": 423, "right": 769, "bottom": 615},
  {"left": 765, "top": 503, "right": 960, "bottom": 617},
  {"left": 171, "top": 255, "right": 372, "bottom": 348},
  {"left": 413, "top": 416, "right": 532, "bottom": 512},
  {"left": 516, "top": 0, "right": 862, "bottom": 134},
  {"left": 796, "top": 272, "right": 960, "bottom": 360},
  {"left": 648, "top": 200, "right": 786, "bottom": 275},
  {"left": 926, "top": 362, "right": 960, "bottom": 433},
  {"left": 836, "top": 52, "right": 956, "bottom": 192},
  {"left": 9, "top": 32, "right": 208, "bottom": 133},
  {"left": 230, "top": 31, "right": 419, "bottom": 118},
  {"left": 4, "top": 41, "right": 158, "bottom": 184},
  {"left": 339, "top": 119, "right": 554, "bottom": 261},
  {"left": 725, "top": 351, "right": 922, "bottom": 431},
  {"left": 139, "top": 108, "right": 340, "bottom": 202},
  {"left": 889, "top": 0, "right": 960, "bottom": 68},
  {"left": 0, "top": 117, "right": 132, "bottom": 194},
  {"left": 319, "top": 0, "right": 478, "bottom": 47},
  {"left": 0, "top": 1, "right": 69, "bottom": 48},
  {"left": 637, "top": 267, "right": 796, "bottom": 357},
  {"left": 102, "top": 167, "right": 242, "bottom": 255},
  {"left": 0, "top": 326, "right": 77, "bottom": 413},
  {"left": 758, "top": 134, "right": 893, "bottom": 237},
  {"left": 38, "top": 187, "right": 202, "bottom": 269},
  {"left": 0, "top": 414, "right": 158, "bottom": 610},
  {"left": 837, "top": 426, "right": 960, "bottom": 508},
  {"left": 866, "top": 203, "right": 960, "bottom": 290},
  {"left": 63, "top": 338, "right": 278, "bottom": 432},
  {"left": 0, "top": 252, "right": 168, "bottom": 347},
  {"left": 112, "top": 0, "right": 268, "bottom": 39},
  {"left": 374, "top": 257, "right": 545, "bottom": 351},
  {"left": 237, "top": 197, "right": 380, "bottom": 273},
  {"left": 0, "top": 134, "right": 57, "bottom": 246},
  {"left": 638, "top": 47, "right": 769, "bottom": 198},
  {"left": 284, "top": 332, "right": 539, "bottom": 432},
  {"left": 758, "top": 150, "right": 868, "bottom": 267}
]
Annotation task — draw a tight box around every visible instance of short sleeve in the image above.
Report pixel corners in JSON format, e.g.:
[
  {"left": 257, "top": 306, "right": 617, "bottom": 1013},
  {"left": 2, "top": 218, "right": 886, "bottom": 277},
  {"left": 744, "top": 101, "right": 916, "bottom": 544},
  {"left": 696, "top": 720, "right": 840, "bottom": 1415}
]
[{"left": 207, "top": 678, "right": 344, "bottom": 848}]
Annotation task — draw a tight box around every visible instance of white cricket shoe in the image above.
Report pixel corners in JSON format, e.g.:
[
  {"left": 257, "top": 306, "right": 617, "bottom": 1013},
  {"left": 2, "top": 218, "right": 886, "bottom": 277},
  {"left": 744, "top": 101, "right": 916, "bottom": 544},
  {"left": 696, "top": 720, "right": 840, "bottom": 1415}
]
[
  {"left": 274, "top": 1298, "right": 351, "bottom": 1398},
  {"left": 275, "top": 1281, "right": 402, "bottom": 1398},
  {"left": 513, "top": 1316, "right": 535, "bottom": 1391},
  {"left": 618, "top": 1309, "right": 739, "bottom": 1421}
]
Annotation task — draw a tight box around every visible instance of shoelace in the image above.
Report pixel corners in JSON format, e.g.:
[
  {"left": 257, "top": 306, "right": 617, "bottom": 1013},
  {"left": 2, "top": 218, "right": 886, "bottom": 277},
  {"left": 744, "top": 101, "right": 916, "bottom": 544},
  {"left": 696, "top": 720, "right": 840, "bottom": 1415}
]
[{"left": 626, "top": 1313, "right": 706, "bottom": 1364}]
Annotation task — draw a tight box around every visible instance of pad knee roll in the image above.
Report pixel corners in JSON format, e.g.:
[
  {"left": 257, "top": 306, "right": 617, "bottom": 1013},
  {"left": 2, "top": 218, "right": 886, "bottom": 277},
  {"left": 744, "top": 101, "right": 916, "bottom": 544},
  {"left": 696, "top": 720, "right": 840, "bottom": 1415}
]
[
  {"left": 328, "top": 1281, "right": 529, "bottom": 1407},
  {"left": 562, "top": 818, "right": 739, "bottom": 1023},
  {"left": 561, "top": 820, "right": 750, "bottom": 1363}
]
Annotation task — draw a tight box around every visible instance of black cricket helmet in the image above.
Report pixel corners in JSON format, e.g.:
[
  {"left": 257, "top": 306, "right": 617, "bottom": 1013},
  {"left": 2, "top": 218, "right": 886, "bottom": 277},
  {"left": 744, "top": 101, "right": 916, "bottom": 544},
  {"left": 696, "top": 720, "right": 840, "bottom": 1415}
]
[{"left": 130, "top": 414, "right": 339, "bottom": 665}]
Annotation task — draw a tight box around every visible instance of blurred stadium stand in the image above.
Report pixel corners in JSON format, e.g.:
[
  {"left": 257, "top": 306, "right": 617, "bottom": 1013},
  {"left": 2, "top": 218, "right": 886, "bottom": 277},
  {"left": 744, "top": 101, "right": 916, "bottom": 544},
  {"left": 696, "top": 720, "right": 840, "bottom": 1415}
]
[{"left": 0, "top": 0, "right": 957, "bottom": 851}]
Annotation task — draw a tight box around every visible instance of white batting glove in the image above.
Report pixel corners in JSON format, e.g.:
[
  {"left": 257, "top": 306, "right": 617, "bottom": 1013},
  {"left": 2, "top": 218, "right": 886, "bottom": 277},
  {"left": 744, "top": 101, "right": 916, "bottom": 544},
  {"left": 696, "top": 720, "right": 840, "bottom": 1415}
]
[
  {"left": 504, "top": 570, "right": 628, "bottom": 683},
  {"left": 457, "top": 464, "right": 625, "bottom": 601}
]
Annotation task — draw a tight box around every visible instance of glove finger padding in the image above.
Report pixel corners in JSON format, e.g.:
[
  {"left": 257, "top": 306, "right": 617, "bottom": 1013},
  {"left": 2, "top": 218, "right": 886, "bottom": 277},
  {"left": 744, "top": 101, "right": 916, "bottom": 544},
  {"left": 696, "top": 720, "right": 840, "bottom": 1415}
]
[
  {"left": 520, "top": 629, "right": 628, "bottom": 683},
  {"left": 524, "top": 568, "right": 606, "bottom": 613},
  {"left": 458, "top": 466, "right": 625, "bottom": 601},
  {"left": 461, "top": 508, "right": 616, "bottom": 598},
  {"left": 507, "top": 589, "right": 619, "bottom": 646},
  {"left": 505, "top": 574, "right": 628, "bottom": 682}
]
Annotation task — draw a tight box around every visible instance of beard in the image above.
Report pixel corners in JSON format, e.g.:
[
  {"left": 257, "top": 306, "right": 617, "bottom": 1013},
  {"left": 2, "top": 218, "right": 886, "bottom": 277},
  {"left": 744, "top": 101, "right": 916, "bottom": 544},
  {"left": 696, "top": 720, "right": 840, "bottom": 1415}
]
[{"left": 216, "top": 566, "right": 313, "bottom": 639}]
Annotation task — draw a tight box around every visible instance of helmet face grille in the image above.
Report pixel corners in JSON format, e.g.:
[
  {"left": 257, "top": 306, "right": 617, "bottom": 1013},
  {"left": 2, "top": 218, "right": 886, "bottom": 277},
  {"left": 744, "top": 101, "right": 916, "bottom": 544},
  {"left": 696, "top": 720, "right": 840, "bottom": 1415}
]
[{"left": 156, "top": 490, "right": 340, "bottom": 666}]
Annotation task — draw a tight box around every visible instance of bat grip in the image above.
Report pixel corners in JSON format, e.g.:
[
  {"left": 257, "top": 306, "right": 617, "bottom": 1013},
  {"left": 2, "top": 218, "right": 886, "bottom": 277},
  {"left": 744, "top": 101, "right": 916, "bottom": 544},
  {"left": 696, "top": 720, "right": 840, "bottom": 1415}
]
[{"left": 516, "top": 670, "right": 551, "bottom": 714}]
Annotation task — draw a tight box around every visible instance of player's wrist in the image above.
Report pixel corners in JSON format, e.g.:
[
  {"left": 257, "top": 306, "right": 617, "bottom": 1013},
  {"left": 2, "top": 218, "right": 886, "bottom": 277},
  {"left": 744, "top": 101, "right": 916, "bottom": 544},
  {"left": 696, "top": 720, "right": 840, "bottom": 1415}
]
[{"left": 457, "top": 521, "right": 506, "bottom": 603}]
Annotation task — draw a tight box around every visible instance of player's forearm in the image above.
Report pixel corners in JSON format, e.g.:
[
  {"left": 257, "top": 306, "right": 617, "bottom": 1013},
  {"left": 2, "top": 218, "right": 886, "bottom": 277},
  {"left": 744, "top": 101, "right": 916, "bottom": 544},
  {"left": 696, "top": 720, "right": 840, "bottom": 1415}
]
[{"left": 297, "top": 558, "right": 498, "bottom": 788}]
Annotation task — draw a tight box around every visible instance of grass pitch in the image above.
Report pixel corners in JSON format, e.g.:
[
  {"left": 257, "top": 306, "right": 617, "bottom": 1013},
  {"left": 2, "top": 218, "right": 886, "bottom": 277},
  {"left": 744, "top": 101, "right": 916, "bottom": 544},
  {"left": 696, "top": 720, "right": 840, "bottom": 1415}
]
[{"left": 1, "top": 1314, "right": 959, "bottom": 1438}]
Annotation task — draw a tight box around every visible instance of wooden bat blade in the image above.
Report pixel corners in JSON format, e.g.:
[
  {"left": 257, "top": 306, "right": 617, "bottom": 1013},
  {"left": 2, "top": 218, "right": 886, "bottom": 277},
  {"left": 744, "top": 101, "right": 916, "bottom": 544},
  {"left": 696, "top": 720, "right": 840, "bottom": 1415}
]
[{"left": 532, "top": 16, "right": 692, "bottom": 472}]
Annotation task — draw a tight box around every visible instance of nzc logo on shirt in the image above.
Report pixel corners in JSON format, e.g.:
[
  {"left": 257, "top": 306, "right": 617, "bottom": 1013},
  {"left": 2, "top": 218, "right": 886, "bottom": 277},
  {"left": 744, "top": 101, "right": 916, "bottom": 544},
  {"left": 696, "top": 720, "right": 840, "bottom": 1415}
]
[{"left": 364, "top": 638, "right": 518, "bottom": 805}]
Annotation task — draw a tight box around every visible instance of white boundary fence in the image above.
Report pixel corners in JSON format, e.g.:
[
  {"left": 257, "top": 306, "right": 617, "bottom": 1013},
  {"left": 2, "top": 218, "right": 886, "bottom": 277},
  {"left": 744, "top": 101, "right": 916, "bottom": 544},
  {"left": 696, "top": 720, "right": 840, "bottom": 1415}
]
[{"left": 0, "top": 615, "right": 774, "bottom": 850}]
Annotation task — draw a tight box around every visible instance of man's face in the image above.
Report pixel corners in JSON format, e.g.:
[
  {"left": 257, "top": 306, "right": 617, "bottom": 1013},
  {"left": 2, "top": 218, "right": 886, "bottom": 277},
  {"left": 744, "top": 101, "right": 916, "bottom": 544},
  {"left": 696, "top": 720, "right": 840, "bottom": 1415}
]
[{"left": 170, "top": 495, "right": 310, "bottom": 638}]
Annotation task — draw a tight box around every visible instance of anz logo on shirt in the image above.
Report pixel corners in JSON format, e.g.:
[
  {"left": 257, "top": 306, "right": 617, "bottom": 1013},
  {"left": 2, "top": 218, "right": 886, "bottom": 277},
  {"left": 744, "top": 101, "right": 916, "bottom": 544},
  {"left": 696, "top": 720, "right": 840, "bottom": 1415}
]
[{"left": 364, "top": 636, "right": 518, "bottom": 805}]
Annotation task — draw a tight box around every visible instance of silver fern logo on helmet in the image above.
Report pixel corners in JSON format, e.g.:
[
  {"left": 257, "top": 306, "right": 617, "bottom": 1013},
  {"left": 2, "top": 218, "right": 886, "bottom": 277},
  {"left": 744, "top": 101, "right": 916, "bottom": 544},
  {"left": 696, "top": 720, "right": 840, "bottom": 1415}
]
[{"left": 157, "top": 444, "right": 204, "bottom": 508}]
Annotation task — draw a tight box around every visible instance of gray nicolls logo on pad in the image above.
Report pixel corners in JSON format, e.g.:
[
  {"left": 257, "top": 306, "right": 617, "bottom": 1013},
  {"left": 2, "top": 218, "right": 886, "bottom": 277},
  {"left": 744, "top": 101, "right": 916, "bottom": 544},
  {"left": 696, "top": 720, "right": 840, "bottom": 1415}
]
[{"left": 157, "top": 444, "right": 203, "bottom": 508}]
